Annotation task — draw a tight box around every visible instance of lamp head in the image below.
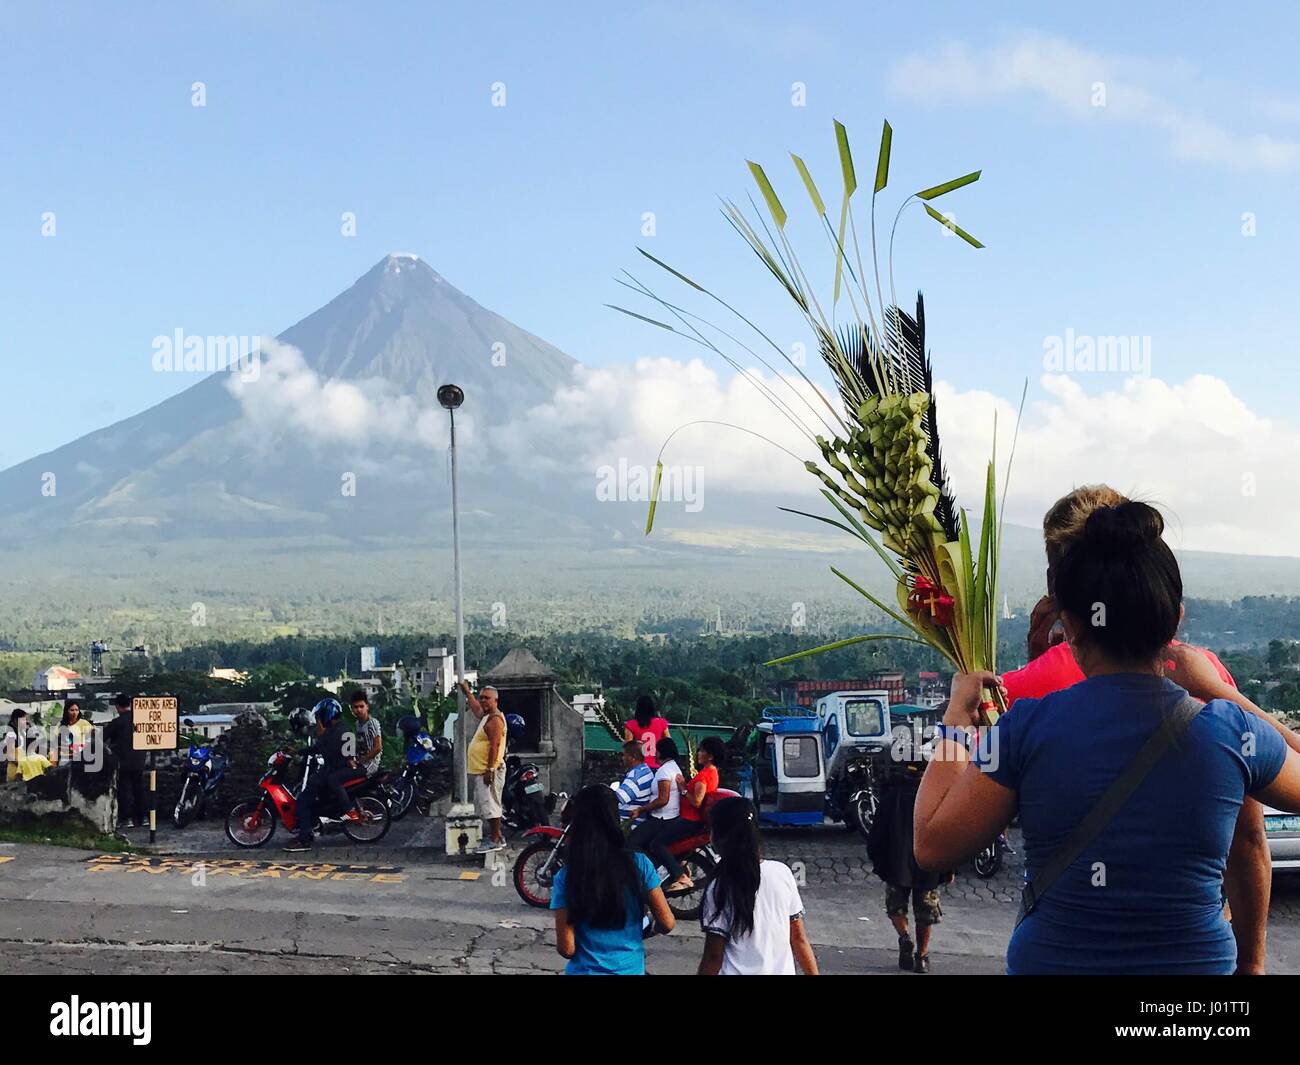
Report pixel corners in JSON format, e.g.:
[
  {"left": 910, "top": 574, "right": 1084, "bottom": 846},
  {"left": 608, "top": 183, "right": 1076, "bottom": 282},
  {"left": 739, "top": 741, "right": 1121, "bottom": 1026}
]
[{"left": 437, "top": 384, "right": 465, "bottom": 410}]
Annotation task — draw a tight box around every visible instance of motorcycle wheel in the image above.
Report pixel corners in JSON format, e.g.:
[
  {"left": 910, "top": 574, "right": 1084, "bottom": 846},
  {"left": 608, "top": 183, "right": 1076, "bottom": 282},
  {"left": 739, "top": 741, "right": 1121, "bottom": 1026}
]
[
  {"left": 973, "top": 841, "right": 1003, "bottom": 879},
  {"left": 514, "top": 840, "right": 561, "bottom": 908},
  {"left": 387, "top": 779, "right": 416, "bottom": 821},
  {"left": 173, "top": 781, "right": 195, "bottom": 828},
  {"left": 413, "top": 790, "right": 435, "bottom": 818},
  {"left": 665, "top": 850, "right": 716, "bottom": 922},
  {"left": 342, "top": 795, "right": 391, "bottom": 843},
  {"left": 226, "top": 799, "right": 277, "bottom": 848},
  {"left": 850, "top": 791, "right": 878, "bottom": 840}
]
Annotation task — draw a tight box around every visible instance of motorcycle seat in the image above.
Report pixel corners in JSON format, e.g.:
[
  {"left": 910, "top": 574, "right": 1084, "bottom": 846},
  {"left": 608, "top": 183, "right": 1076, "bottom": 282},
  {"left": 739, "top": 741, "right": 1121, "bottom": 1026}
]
[{"left": 668, "top": 829, "right": 711, "bottom": 854}]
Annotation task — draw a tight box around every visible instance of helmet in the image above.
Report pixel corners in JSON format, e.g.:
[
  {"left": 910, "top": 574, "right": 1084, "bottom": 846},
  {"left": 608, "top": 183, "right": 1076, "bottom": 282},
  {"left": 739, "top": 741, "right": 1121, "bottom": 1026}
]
[
  {"left": 312, "top": 698, "right": 343, "bottom": 726},
  {"left": 430, "top": 736, "right": 453, "bottom": 756},
  {"left": 396, "top": 715, "right": 425, "bottom": 740},
  {"left": 504, "top": 713, "right": 526, "bottom": 741},
  {"left": 288, "top": 708, "right": 313, "bottom": 734}
]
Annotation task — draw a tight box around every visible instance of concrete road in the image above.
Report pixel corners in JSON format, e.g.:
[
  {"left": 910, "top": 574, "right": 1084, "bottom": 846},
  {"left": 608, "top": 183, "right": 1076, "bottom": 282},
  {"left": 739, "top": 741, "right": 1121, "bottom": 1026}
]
[{"left": 4, "top": 817, "right": 1300, "bottom": 975}]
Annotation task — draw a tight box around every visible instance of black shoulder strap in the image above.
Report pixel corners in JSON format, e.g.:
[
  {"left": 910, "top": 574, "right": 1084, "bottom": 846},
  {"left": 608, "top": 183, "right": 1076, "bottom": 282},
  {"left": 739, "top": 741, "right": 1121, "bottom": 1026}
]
[{"left": 1017, "top": 694, "right": 1204, "bottom": 926}]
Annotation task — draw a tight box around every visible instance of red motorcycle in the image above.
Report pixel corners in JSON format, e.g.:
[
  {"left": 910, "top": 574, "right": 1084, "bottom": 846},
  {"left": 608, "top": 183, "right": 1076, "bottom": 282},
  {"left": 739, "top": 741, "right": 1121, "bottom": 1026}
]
[
  {"left": 513, "top": 789, "right": 738, "bottom": 921},
  {"left": 225, "top": 746, "right": 391, "bottom": 848}
]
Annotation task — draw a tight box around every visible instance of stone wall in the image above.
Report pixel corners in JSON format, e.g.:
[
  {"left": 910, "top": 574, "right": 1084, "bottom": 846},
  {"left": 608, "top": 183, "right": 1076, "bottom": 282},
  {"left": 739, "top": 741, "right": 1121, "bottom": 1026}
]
[{"left": 0, "top": 761, "right": 116, "bottom": 834}]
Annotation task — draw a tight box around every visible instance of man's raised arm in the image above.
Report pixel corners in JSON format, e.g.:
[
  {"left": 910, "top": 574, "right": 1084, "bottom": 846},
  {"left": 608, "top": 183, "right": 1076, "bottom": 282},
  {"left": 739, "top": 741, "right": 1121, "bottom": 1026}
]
[{"left": 459, "top": 678, "right": 486, "bottom": 719}]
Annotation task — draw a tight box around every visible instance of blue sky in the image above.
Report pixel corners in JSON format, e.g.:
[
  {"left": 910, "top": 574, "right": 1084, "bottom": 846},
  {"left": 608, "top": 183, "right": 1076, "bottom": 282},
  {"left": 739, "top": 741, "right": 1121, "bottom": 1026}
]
[{"left": 3, "top": 0, "right": 1299, "bottom": 484}]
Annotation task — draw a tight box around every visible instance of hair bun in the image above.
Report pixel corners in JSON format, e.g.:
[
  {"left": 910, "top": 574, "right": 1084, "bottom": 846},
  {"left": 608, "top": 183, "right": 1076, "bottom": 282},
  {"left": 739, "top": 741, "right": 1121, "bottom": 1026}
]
[{"left": 1083, "top": 501, "right": 1164, "bottom": 551}]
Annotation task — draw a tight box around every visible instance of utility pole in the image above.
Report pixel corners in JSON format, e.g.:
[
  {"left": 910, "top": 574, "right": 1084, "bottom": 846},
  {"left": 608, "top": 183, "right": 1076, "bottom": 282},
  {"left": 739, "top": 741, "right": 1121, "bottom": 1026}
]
[{"left": 438, "top": 384, "right": 477, "bottom": 854}]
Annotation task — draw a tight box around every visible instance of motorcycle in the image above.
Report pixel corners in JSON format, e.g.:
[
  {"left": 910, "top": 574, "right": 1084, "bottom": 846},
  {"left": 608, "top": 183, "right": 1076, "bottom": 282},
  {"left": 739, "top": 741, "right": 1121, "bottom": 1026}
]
[
  {"left": 502, "top": 753, "right": 550, "bottom": 831},
  {"left": 385, "top": 717, "right": 452, "bottom": 820},
  {"left": 224, "top": 745, "right": 391, "bottom": 848},
  {"left": 973, "top": 832, "right": 1008, "bottom": 879},
  {"left": 513, "top": 790, "right": 738, "bottom": 921},
  {"left": 828, "top": 758, "right": 879, "bottom": 840},
  {"left": 173, "top": 729, "right": 226, "bottom": 828}
]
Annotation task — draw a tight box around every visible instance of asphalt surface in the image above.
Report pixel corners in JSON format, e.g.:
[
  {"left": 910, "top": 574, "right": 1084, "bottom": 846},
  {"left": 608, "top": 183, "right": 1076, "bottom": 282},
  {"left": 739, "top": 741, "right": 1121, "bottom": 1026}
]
[{"left": 4, "top": 814, "right": 1300, "bottom": 975}]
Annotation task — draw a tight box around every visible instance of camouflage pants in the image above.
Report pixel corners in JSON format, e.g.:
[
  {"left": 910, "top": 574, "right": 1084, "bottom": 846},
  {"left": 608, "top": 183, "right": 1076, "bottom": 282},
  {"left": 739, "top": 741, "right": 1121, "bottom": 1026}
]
[{"left": 885, "top": 883, "right": 943, "bottom": 927}]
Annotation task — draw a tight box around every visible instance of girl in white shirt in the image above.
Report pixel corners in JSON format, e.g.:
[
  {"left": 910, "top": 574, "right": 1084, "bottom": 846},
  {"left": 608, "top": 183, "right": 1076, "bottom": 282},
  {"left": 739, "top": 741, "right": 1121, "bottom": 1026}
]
[
  {"left": 627, "top": 737, "right": 689, "bottom": 890},
  {"left": 698, "top": 797, "right": 820, "bottom": 975}
]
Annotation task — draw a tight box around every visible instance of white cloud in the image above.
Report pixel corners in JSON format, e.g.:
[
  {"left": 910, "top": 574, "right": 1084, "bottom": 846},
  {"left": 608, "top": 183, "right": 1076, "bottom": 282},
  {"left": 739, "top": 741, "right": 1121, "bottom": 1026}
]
[
  {"left": 497, "top": 356, "right": 821, "bottom": 492},
  {"left": 890, "top": 33, "right": 1300, "bottom": 172},
  {"left": 225, "top": 338, "right": 470, "bottom": 452},
  {"left": 228, "top": 340, "right": 1300, "bottom": 557},
  {"left": 935, "top": 373, "right": 1300, "bottom": 557},
  {"left": 509, "top": 357, "right": 1300, "bottom": 558}
]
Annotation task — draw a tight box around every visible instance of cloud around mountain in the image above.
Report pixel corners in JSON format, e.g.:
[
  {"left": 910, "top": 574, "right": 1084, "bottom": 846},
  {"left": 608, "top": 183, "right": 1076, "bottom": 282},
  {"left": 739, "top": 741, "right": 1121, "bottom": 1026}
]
[{"left": 498, "top": 356, "right": 1300, "bottom": 557}]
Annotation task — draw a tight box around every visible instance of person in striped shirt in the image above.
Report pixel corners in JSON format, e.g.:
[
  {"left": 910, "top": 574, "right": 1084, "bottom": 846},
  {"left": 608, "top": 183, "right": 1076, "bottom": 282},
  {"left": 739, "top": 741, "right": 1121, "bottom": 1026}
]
[{"left": 613, "top": 741, "right": 656, "bottom": 820}]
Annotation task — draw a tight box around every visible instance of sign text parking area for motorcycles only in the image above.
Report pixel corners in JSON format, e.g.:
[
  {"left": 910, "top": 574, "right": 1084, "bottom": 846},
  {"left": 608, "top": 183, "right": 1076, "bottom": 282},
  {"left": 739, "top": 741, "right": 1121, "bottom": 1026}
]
[{"left": 132, "top": 697, "right": 178, "bottom": 751}]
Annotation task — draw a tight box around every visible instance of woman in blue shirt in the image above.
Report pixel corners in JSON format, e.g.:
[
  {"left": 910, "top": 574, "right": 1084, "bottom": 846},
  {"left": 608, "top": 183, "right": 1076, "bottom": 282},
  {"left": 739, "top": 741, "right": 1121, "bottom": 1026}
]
[
  {"left": 915, "top": 501, "right": 1300, "bottom": 974},
  {"left": 552, "top": 785, "right": 675, "bottom": 974}
]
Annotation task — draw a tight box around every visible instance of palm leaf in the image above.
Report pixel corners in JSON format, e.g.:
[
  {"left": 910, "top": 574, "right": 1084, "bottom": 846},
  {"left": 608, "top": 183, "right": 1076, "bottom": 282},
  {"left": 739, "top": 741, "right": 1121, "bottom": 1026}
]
[
  {"left": 748, "top": 160, "right": 788, "bottom": 229},
  {"left": 766, "top": 632, "right": 934, "bottom": 667},
  {"left": 790, "top": 153, "right": 826, "bottom": 215},
  {"left": 923, "top": 204, "right": 984, "bottom": 248},
  {"left": 916, "top": 171, "right": 981, "bottom": 200},
  {"left": 874, "top": 119, "right": 893, "bottom": 193},
  {"left": 645, "top": 461, "right": 664, "bottom": 535}
]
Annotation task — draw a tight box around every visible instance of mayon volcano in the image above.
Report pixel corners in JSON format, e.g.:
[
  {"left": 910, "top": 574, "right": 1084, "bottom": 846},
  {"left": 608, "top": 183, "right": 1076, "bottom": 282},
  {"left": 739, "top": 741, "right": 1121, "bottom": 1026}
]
[
  {"left": 3, "top": 254, "right": 1298, "bottom": 620},
  {"left": 0, "top": 255, "right": 594, "bottom": 545}
]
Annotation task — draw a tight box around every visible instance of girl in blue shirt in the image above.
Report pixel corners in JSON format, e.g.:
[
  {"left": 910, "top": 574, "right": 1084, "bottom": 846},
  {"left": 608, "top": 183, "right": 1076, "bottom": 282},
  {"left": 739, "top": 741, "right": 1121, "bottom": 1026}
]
[
  {"left": 552, "top": 785, "right": 675, "bottom": 974},
  {"left": 915, "top": 501, "right": 1300, "bottom": 974}
]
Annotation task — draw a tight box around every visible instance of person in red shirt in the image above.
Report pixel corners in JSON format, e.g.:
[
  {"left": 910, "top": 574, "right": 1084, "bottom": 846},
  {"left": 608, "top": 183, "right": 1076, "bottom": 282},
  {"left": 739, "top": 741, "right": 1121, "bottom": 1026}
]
[
  {"left": 1000, "top": 484, "right": 1282, "bottom": 973},
  {"left": 677, "top": 736, "right": 724, "bottom": 824},
  {"left": 623, "top": 694, "right": 672, "bottom": 771},
  {"left": 1005, "top": 634, "right": 1237, "bottom": 707},
  {"left": 646, "top": 736, "right": 725, "bottom": 893}
]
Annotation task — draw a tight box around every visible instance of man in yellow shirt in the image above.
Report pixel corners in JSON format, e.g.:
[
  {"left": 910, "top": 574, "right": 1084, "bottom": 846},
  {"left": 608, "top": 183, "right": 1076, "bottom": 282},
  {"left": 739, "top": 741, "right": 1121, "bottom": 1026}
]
[{"left": 460, "top": 680, "right": 506, "bottom": 852}]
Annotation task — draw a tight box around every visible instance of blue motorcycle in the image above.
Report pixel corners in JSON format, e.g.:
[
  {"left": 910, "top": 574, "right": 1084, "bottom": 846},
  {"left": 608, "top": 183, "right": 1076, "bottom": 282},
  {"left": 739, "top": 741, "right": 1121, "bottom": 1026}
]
[
  {"left": 173, "top": 724, "right": 226, "bottom": 828},
  {"left": 385, "top": 716, "right": 452, "bottom": 820}
]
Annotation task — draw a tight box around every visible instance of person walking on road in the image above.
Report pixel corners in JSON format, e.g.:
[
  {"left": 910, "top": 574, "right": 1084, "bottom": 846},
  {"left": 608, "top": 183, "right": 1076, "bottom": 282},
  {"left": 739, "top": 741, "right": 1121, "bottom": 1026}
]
[
  {"left": 552, "top": 784, "right": 675, "bottom": 975},
  {"left": 867, "top": 753, "right": 949, "bottom": 973},
  {"left": 698, "top": 797, "right": 819, "bottom": 975}
]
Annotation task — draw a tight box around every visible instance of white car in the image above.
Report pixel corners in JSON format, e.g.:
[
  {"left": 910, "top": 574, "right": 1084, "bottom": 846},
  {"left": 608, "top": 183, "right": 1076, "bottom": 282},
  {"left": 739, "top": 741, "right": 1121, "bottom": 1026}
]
[{"left": 1263, "top": 804, "right": 1300, "bottom": 870}]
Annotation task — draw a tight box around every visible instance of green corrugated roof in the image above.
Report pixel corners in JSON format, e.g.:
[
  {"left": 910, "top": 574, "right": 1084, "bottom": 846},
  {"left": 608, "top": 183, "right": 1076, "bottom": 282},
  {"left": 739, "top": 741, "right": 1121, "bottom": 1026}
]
[{"left": 584, "top": 721, "right": 736, "bottom": 753}]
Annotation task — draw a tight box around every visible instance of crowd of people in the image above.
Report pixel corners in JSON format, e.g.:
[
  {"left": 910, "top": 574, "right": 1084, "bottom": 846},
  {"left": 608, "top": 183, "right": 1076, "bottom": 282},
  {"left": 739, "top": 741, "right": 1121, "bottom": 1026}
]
[
  {"left": 3, "top": 693, "right": 167, "bottom": 827},
  {"left": 7, "top": 482, "right": 1300, "bottom": 976},
  {"left": 547, "top": 484, "right": 1300, "bottom": 976}
]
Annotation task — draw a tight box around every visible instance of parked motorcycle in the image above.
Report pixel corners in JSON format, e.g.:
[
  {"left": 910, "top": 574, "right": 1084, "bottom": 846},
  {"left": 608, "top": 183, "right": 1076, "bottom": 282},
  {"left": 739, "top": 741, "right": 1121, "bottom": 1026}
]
[
  {"left": 973, "top": 832, "right": 1008, "bottom": 879},
  {"left": 385, "top": 716, "right": 452, "bottom": 820},
  {"left": 173, "top": 724, "right": 226, "bottom": 828},
  {"left": 502, "top": 754, "right": 549, "bottom": 831},
  {"left": 513, "top": 791, "right": 737, "bottom": 921},
  {"left": 827, "top": 758, "right": 879, "bottom": 839},
  {"left": 224, "top": 744, "right": 391, "bottom": 848}
]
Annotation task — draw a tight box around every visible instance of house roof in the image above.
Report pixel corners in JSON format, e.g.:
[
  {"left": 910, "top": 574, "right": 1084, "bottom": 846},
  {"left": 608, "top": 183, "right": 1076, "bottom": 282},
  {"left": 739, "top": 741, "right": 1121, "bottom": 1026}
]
[{"left": 482, "top": 648, "right": 556, "bottom": 682}]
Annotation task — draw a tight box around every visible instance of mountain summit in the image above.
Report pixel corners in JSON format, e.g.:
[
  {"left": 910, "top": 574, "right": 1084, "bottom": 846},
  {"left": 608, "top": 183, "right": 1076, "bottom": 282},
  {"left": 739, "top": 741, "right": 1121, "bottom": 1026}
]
[
  {"left": 283, "top": 254, "right": 575, "bottom": 409},
  {"left": 0, "top": 257, "right": 581, "bottom": 542}
]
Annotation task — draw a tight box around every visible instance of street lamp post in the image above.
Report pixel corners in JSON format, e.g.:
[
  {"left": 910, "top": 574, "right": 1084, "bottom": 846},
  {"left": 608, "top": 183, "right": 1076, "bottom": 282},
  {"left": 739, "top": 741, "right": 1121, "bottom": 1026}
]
[{"left": 438, "top": 383, "right": 476, "bottom": 852}]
